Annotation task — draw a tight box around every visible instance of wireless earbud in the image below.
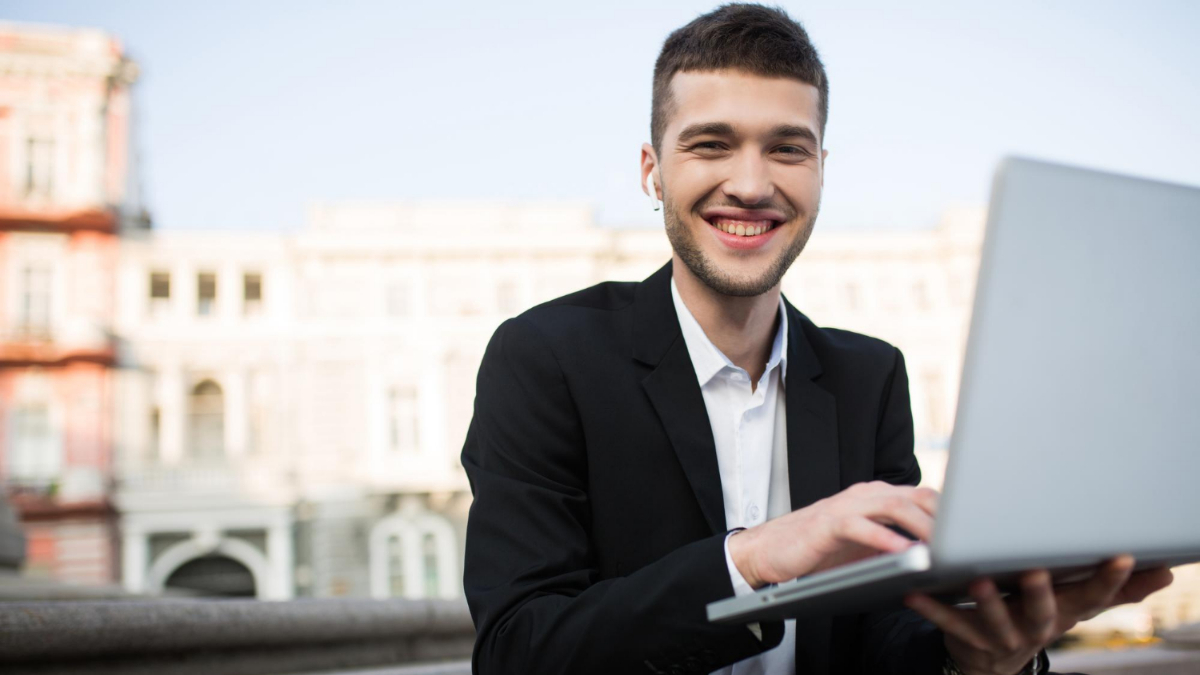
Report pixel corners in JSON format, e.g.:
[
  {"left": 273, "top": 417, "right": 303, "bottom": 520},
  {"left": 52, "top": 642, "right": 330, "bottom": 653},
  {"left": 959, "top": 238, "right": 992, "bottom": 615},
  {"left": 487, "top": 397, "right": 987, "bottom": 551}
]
[{"left": 646, "top": 172, "right": 661, "bottom": 212}]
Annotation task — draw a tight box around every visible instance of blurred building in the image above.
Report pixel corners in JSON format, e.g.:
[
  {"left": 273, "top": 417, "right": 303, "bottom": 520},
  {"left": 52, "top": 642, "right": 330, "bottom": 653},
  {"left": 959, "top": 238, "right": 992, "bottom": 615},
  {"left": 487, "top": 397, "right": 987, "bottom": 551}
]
[
  {"left": 113, "top": 203, "right": 673, "bottom": 600},
  {"left": 109, "top": 202, "right": 977, "bottom": 602},
  {"left": 0, "top": 23, "right": 143, "bottom": 586}
]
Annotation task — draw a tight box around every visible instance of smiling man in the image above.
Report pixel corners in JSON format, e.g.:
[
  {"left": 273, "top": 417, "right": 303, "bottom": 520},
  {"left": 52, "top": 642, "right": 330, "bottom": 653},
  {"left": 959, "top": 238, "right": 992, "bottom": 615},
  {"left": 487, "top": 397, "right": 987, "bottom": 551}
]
[{"left": 460, "top": 5, "right": 1170, "bottom": 675}]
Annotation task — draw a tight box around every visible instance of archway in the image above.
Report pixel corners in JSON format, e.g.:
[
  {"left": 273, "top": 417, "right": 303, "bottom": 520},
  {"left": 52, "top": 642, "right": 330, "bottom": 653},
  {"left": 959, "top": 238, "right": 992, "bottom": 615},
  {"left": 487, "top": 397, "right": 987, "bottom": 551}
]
[
  {"left": 164, "top": 554, "right": 256, "bottom": 597},
  {"left": 147, "top": 536, "right": 271, "bottom": 599}
]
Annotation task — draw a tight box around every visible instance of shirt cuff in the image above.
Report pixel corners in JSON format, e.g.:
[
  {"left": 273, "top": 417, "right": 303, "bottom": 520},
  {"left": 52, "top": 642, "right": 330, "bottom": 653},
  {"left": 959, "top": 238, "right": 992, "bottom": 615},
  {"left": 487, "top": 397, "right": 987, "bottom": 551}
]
[
  {"left": 723, "top": 529, "right": 763, "bottom": 642},
  {"left": 723, "top": 529, "right": 757, "bottom": 597}
]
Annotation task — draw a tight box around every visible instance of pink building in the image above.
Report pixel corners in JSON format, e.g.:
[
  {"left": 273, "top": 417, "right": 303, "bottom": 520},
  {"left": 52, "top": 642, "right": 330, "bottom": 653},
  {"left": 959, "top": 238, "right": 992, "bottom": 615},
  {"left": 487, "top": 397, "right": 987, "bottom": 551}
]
[{"left": 0, "top": 23, "right": 142, "bottom": 585}]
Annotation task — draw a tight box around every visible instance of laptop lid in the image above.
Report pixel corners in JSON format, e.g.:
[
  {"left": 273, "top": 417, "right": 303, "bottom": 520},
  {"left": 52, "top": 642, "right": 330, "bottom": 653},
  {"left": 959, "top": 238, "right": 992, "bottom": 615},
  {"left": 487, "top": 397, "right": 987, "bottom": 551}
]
[{"left": 932, "top": 157, "right": 1200, "bottom": 567}]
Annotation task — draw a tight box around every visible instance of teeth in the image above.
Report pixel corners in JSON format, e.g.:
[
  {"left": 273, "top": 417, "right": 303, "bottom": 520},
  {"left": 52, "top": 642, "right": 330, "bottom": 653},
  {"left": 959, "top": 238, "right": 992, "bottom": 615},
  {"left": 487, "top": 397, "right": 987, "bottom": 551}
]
[
  {"left": 709, "top": 218, "right": 778, "bottom": 236},
  {"left": 711, "top": 218, "right": 775, "bottom": 236}
]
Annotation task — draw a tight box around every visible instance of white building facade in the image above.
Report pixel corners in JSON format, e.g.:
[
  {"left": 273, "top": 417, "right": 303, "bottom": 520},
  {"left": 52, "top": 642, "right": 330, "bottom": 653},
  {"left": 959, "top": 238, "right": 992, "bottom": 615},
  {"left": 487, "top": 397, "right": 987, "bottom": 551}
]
[
  {"left": 113, "top": 203, "right": 671, "bottom": 600},
  {"left": 111, "top": 202, "right": 976, "bottom": 601}
]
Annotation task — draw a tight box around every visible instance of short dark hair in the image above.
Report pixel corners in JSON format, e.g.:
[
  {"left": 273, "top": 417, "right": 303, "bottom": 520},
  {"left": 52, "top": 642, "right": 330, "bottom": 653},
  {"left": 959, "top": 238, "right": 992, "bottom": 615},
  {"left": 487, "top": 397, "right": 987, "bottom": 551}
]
[{"left": 651, "top": 3, "right": 829, "bottom": 154}]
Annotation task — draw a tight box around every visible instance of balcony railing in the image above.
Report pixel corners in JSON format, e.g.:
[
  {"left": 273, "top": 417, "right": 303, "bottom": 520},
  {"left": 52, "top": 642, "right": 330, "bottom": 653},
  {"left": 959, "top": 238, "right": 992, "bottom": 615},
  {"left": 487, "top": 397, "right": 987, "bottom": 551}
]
[
  {"left": 0, "top": 321, "right": 115, "bottom": 366},
  {"left": 118, "top": 457, "right": 292, "bottom": 498}
]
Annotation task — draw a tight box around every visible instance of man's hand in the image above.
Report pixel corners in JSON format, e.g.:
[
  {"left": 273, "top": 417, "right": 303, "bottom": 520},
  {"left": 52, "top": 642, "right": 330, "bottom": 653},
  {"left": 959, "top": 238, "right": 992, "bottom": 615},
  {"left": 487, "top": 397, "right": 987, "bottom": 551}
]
[
  {"left": 904, "top": 557, "right": 1175, "bottom": 675},
  {"left": 728, "top": 481, "right": 939, "bottom": 588}
]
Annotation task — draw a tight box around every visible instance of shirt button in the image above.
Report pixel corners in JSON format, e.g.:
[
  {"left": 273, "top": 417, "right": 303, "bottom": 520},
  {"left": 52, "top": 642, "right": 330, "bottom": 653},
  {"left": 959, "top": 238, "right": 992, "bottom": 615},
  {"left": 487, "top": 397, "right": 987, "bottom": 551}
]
[{"left": 747, "top": 503, "right": 760, "bottom": 521}]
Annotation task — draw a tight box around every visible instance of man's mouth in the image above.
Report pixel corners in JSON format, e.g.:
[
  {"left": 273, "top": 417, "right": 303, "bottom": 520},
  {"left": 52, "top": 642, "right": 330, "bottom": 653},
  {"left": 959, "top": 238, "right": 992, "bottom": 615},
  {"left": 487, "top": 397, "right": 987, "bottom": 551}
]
[{"left": 706, "top": 217, "right": 780, "bottom": 237}]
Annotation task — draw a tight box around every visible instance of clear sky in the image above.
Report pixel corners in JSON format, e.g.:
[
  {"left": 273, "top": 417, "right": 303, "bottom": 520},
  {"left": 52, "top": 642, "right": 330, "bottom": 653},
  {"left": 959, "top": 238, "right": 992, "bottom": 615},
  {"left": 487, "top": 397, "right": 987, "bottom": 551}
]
[{"left": 4, "top": 0, "right": 1198, "bottom": 231}]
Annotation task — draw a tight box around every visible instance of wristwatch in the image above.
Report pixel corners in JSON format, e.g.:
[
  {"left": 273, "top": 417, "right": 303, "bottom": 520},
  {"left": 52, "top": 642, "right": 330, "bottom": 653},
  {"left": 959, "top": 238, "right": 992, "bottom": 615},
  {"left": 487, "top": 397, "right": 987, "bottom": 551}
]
[{"left": 942, "top": 650, "right": 1048, "bottom": 675}]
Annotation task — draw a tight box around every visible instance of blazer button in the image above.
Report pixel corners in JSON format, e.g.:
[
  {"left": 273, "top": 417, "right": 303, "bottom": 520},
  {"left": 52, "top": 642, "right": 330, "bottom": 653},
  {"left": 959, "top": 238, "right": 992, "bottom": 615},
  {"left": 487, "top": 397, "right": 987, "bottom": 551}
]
[
  {"left": 669, "top": 666, "right": 685, "bottom": 675},
  {"left": 683, "top": 656, "right": 703, "bottom": 672}
]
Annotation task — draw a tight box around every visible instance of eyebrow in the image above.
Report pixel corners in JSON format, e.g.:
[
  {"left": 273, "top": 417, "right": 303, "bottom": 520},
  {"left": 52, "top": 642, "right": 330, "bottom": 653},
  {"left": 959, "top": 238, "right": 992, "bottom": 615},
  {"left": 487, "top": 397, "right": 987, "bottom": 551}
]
[{"left": 676, "top": 122, "right": 819, "bottom": 146}]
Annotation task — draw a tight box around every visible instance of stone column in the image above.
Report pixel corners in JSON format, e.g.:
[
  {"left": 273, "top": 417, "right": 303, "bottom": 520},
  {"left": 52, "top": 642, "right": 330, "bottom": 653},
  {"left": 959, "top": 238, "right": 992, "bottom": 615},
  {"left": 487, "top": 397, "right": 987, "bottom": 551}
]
[
  {"left": 159, "top": 365, "right": 185, "bottom": 464},
  {"left": 266, "top": 517, "right": 294, "bottom": 600},
  {"left": 225, "top": 369, "right": 247, "bottom": 459},
  {"left": 121, "top": 526, "right": 147, "bottom": 593}
]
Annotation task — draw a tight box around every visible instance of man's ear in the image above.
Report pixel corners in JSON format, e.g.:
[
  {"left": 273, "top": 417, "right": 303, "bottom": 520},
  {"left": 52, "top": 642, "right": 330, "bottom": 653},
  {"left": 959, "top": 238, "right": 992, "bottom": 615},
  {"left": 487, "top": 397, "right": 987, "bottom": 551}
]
[
  {"left": 641, "top": 143, "right": 660, "bottom": 197},
  {"left": 820, "top": 148, "right": 829, "bottom": 189}
]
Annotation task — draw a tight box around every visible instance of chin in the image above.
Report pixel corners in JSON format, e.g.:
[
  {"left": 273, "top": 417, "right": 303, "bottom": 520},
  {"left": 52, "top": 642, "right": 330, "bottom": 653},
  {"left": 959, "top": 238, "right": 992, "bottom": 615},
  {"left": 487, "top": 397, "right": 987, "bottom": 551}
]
[{"left": 694, "top": 258, "right": 784, "bottom": 297}]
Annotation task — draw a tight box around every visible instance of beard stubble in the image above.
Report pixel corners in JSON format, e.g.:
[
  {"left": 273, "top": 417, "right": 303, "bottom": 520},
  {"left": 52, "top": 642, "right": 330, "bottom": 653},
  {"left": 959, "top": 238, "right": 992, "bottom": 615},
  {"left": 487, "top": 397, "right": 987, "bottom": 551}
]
[{"left": 662, "top": 191, "right": 818, "bottom": 297}]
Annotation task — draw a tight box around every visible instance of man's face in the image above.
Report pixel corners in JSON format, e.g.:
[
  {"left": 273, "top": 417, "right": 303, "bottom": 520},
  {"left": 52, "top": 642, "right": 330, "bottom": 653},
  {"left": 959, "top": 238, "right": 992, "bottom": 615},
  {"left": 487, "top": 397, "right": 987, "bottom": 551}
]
[{"left": 646, "top": 69, "right": 827, "bottom": 297}]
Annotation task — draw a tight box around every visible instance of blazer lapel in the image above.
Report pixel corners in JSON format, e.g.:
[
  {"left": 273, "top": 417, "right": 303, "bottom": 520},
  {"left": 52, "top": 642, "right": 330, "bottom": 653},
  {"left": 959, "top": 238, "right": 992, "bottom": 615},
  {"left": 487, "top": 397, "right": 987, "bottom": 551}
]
[
  {"left": 782, "top": 297, "right": 841, "bottom": 675},
  {"left": 782, "top": 297, "right": 841, "bottom": 509},
  {"left": 634, "top": 262, "right": 727, "bottom": 535}
]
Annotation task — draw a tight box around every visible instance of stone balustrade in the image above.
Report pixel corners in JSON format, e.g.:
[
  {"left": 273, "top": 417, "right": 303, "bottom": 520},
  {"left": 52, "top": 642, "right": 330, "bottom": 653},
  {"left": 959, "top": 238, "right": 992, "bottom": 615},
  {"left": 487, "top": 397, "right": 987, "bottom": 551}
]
[
  {"left": 0, "top": 597, "right": 474, "bottom": 675},
  {"left": 3, "top": 595, "right": 1199, "bottom": 675}
]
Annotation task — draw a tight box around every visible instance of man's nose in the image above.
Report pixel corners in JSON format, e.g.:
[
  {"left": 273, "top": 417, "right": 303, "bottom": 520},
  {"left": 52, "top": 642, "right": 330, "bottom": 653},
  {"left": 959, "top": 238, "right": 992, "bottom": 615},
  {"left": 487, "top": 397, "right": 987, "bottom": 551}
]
[{"left": 722, "top": 155, "right": 775, "bottom": 206}]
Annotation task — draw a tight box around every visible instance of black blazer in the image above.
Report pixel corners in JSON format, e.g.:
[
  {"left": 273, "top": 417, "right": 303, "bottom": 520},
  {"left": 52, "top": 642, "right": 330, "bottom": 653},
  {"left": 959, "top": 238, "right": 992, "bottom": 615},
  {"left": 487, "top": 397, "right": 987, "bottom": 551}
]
[{"left": 461, "top": 261, "right": 947, "bottom": 674}]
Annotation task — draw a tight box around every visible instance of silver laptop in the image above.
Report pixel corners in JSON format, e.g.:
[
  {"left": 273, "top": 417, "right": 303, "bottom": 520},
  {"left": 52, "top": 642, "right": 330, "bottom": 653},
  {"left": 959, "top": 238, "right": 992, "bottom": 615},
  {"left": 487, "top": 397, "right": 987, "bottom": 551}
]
[{"left": 708, "top": 156, "right": 1200, "bottom": 624}]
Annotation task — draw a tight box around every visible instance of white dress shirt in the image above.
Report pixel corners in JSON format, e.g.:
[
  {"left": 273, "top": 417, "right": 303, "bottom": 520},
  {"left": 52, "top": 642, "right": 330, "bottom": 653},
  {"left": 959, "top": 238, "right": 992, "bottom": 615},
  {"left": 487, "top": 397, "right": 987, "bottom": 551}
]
[{"left": 670, "top": 279, "right": 796, "bottom": 675}]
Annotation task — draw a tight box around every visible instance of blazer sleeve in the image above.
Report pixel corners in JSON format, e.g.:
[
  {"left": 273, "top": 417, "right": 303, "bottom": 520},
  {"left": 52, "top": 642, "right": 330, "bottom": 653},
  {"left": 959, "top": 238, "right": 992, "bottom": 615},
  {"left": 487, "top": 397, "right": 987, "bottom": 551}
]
[
  {"left": 461, "top": 317, "right": 783, "bottom": 675},
  {"left": 857, "top": 347, "right": 949, "bottom": 674}
]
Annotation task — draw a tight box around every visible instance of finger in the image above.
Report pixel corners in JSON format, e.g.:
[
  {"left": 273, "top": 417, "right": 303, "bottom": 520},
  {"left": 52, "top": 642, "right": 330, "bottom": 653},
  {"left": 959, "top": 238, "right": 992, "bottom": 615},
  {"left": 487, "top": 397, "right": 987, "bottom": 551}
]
[
  {"left": 1017, "top": 570, "right": 1058, "bottom": 643},
  {"left": 905, "top": 592, "right": 992, "bottom": 652},
  {"left": 862, "top": 483, "right": 939, "bottom": 517},
  {"left": 970, "top": 578, "right": 1025, "bottom": 653},
  {"left": 1112, "top": 567, "right": 1175, "bottom": 606},
  {"left": 911, "top": 486, "right": 940, "bottom": 516},
  {"left": 864, "top": 494, "right": 937, "bottom": 542},
  {"left": 836, "top": 516, "right": 912, "bottom": 554},
  {"left": 1059, "top": 555, "right": 1134, "bottom": 619}
]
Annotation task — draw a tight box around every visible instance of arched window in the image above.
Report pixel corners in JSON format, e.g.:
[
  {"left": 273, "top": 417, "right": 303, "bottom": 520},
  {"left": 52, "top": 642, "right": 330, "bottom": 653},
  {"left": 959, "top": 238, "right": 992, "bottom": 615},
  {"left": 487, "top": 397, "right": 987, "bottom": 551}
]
[
  {"left": 369, "top": 511, "right": 457, "bottom": 600},
  {"left": 189, "top": 380, "right": 224, "bottom": 459}
]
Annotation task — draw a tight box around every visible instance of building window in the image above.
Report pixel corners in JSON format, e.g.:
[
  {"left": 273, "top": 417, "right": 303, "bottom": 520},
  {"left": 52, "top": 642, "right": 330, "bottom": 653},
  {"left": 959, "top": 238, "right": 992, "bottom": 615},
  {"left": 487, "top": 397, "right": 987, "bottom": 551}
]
[
  {"left": 197, "top": 272, "right": 217, "bottom": 316},
  {"left": 370, "top": 513, "right": 456, "bottom": 600},
  {"left": 25, "top": 138, "right": 54, "bottom": 200},
  {"left": 422, "top": 532, "right": 439, "bottom": 598},
  {"left": 243, "top": 273, "right": 263, "bottom": 316},
  {"left": 188, "top": 379, "right": 225, "bottom": 459},
  {"left": 387, "top": 535, "right": 406, "bottom": 597},
  {"left": 387, "top": 387, "right": 419, "bottom": 453},
  {"left": 149, "top": 406, "right": 161, "bottom": 456},
  {"left": 149, "top": 271, "right": 171, "bottom": 316},
  {"left": 6, "top": 404, "right": 61, "bottom": 486},
  {"left": 18, "top": 264, "right": 52, "bottom": 336}
]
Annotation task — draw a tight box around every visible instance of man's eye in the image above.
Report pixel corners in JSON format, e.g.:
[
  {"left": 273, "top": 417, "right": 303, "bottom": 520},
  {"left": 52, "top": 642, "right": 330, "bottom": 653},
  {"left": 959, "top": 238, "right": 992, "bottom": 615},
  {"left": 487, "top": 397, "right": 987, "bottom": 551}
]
[
  {"left": 775, "top": 146, "right": 811, "bottom": 157},
  {"left": 692, "top": 142, "right": 724, "bottom": 151}
]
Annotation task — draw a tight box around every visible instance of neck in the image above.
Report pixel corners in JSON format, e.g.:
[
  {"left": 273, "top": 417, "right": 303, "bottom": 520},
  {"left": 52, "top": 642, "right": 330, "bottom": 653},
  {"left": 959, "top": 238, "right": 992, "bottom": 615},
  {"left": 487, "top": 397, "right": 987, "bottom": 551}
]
[{"left": 672, "top": 254, "right": 781, "bottom": 386}]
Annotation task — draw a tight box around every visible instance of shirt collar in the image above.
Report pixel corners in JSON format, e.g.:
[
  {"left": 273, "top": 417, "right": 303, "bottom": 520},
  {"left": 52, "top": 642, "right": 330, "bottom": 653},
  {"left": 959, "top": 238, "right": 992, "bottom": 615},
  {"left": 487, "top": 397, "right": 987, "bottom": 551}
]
[{"left": 670, "top": 277, "right": 789, "bottom": 388}]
